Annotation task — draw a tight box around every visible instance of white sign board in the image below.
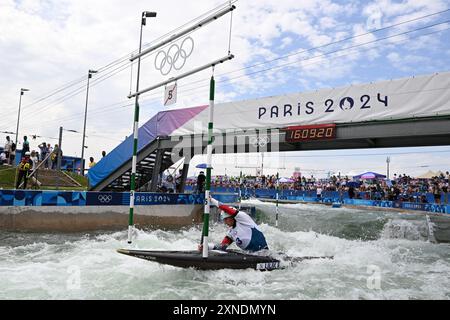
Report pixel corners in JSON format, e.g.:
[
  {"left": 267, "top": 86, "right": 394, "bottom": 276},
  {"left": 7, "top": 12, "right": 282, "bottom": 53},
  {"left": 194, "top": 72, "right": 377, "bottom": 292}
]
[{"left": 164, "top": 82, "right": 177, "bottom": 106}]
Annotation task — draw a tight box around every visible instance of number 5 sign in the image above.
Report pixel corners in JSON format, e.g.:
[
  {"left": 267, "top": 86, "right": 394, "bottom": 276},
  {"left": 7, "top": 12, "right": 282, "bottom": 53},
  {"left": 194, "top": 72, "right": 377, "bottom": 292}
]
[{"left": 164, "top": 82, "right": 177, "bottom": 106}]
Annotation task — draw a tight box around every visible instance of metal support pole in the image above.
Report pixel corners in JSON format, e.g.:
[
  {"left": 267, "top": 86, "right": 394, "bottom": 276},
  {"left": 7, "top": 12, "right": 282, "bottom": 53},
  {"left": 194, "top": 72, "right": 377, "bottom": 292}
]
[
  {"left": 15, "top": 88, "right": 29, "bottom": 147},
  {"left": 55, "top": 126, "right": 63, "bottom": 191},
  {"left": 15, "top": 93, "right": 23, "bottom": 147},
  {"left": 57, "top": 127, "right": 63, "bottom": 171},
  {"left": 81, "top": 70, "right": 96, "bottom": 176}
]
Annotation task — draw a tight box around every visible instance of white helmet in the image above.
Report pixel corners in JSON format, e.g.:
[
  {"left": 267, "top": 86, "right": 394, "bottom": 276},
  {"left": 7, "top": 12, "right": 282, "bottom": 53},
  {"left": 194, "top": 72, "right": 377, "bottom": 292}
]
[{"left": 25, "top": 151, "right": 31, "bottom": 156}]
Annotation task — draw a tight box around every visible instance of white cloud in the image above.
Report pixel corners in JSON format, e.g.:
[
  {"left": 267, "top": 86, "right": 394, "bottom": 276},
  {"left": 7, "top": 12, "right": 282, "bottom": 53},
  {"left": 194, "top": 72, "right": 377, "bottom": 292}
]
[
  {"left": 319, "top": 16, "right": 338, "bottom": 29},
  {"left": 280, "top": 37, "right": 293, "bottom": 49},
  {"left": 387, "top": 51, "right": 430, "bottom": 72}
]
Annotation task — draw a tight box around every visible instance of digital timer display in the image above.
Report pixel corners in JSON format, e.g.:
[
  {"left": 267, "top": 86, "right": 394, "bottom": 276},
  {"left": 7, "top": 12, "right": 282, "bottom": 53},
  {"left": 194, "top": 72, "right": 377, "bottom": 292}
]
[{"left": 284, "top": 124, "right": 336, "bottom": 142}]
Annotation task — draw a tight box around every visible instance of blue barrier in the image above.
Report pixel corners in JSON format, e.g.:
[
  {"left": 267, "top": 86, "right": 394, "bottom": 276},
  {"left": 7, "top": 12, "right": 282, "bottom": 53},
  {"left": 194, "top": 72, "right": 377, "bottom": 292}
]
[
  {"left": 1, "top": 188, "right": 446, "bottom": 214},
  {"left": 0, "top": 190, "right": 87, "bottom": 206},
  {"left": 0, "top": 190, "right": 237, "bottom": 207}
]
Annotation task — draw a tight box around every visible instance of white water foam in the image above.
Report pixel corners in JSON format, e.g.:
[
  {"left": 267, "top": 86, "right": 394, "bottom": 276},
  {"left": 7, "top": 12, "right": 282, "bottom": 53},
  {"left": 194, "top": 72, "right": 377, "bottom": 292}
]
[
  {"left": 380, "top": 219, "right": 429, "bottom": 241},
  {"left": 1, "top": 202, "right": 449, "bottom": 299}
]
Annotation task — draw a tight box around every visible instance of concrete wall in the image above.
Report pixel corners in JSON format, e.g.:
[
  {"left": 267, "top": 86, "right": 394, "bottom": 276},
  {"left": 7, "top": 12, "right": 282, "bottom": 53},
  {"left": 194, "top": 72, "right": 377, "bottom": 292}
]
[
  {"left": 0, "top": 191, "right": 248, "bottom": 232},
  {"left": 0, "top": 204, "right": 205, "bottom": 232}
]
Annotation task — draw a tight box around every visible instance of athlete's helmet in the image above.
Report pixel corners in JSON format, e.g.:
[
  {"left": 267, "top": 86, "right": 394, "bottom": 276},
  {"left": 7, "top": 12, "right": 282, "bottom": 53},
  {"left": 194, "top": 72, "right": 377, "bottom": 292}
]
[{"left": 220, "top": 208, "right": 237, "bottom": 221}]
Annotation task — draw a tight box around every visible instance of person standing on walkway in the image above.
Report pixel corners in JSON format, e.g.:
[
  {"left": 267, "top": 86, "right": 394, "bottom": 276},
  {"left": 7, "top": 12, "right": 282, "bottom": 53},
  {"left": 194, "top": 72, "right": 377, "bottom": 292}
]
[
  {"left": 4, "top": 136, "right": 12, "bottom": 165},
  {"left": 22, "top": 136, "right": 30, "bottom": 154},
  {"left": 46, "top": 143, "right": 53, "bottom": 169},
  {"left": 29, "top": 150, "right": 41, "bottom": 189},
  {"left": 16, "top": 151, "right": 32, "bottom": 189},
  {"left": 316, "top": 185, "right": 323, "bottom": 201},
  {"left": 196, "top": 171, "right": 206, "bottom": 194},
  {"left": 38, "top": 142, "right": 48, "bottom": 168},
  {"left": 9, "top": 141, "right": 16, "bottom": 166},
  {"left": 51, "top": 144, "right": 62, "bottom": 170},
  {"left": 89, "top": 157, "right": 96, "bottom": 170}
]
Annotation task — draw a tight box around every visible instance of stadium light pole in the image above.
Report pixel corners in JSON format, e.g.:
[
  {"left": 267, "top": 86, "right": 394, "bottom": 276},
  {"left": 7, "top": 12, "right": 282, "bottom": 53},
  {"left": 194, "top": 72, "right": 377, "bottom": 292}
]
[
  {"left": 15, "top": 88, "right": 30, "bottom": 146},
  {"left": 128, "top": 11, "right": 157, "bottom": 244},
  {"left": 80, "top": 69, "right": 97, "bottom": 176}
]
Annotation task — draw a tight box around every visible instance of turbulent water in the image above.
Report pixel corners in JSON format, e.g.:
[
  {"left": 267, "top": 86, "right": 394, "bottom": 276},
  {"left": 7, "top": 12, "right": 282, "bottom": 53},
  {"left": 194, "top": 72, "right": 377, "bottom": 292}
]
[{"left": 1, "top": 200, "right": 449, "bottom": 300}]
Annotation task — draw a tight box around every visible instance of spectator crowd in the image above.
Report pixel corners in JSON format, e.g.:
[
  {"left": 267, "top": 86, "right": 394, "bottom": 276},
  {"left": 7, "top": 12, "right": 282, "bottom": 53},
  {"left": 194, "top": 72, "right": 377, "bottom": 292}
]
[
  {"left": 1, "top": 135, "right": 62, "bottom": 170},
  {"left": 185, "top": 171, "right": 450, "bottom": 204}
]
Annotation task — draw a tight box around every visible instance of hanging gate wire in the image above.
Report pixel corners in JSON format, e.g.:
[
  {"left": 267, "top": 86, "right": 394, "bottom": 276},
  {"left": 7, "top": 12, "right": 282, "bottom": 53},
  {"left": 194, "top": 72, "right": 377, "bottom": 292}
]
[{"left": 227, "top": 1, "right": 234, "bottom": 54}]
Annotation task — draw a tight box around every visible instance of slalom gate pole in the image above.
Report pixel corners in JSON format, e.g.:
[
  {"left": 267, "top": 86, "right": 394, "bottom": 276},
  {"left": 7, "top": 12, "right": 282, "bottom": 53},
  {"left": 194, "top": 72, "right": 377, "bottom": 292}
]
[
  {"left": 201, "top": 75, "right": 215, "bottom": 258},
  {"left": 128, "top": 97, "right": 139, "bottom": 244}
]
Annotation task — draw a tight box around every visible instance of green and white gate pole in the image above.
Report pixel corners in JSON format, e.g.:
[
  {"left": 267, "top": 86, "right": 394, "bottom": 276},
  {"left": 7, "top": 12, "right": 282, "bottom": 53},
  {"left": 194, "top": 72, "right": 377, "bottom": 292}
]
[
  {"left": 201, "top": 75, "right": 215, "bottom": 258},
  {"left": 127, "top": 11, "right": 152, "bottom": 244},
  {"left": 128, "top": 98, "right": 139, "bottom": 244}
]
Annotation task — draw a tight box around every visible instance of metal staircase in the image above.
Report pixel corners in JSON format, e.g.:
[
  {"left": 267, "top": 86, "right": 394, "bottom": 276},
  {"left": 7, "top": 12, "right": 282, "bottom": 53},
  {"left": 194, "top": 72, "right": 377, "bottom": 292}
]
[
  {"left": 89, "top": 137, "right": 179, "bottom": 192},
  {"left": 33, "top": 169, "right": 81, "bottom": 188}
]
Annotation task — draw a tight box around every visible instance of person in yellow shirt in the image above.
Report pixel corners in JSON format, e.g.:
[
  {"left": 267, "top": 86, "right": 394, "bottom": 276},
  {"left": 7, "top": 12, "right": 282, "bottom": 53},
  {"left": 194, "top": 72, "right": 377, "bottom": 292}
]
[
  {"left": 89, "top": 157, "right": 96, "bottom": 169},
  {"left": 16, "top": 152, "right": 32, "bottom": 189}
]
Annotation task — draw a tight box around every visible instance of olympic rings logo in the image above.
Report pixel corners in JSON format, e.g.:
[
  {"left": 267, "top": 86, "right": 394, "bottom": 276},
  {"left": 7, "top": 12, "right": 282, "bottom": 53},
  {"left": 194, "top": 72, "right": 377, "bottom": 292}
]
[
  {"left": 155, "top": 37, "right": 194, "bottom": 76},
  {"left": 250, "top": 136, "right": 270, "bottom": 147},
  {"left": 98, "top": 194, "right": 112, "bottom": 203}
]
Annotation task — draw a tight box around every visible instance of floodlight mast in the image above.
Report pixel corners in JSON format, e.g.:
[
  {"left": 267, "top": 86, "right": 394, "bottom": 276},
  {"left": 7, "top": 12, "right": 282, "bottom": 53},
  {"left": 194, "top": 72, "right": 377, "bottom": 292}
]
[
  {"left": 80, "top": 69, "right": 97, "bottom": 176},
  {"left": 127, "top": 11, "right": 157, "bottom": 244},
  {"left": 15, "top": 88, "right": 30, "bottom": 146}
]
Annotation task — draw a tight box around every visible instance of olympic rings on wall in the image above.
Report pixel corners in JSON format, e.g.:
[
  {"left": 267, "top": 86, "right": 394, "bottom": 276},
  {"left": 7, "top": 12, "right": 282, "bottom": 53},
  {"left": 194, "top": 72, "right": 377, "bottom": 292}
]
[{"left": 98, "top": 194, "right": 112, "bottom": 203}]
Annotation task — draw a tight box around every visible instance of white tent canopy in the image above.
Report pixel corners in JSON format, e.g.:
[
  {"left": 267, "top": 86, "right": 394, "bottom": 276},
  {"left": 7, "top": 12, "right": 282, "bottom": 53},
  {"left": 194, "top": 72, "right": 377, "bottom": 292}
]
[{"left": 416, "top": 170, "right": 444, "bottom": 179}]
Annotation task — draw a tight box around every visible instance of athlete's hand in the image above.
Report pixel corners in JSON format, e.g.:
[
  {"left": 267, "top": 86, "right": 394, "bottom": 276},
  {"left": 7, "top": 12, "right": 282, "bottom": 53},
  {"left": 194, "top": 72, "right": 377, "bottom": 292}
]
[{"left": 210, "top": 197, "right": 220, "bottom": 207}]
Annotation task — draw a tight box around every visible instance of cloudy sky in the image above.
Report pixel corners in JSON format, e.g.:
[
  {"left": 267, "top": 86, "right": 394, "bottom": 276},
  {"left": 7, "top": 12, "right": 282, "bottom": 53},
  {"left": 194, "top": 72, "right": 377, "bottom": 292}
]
[{"left": 1, "top": 0, "right": 450, "bottom": 178}]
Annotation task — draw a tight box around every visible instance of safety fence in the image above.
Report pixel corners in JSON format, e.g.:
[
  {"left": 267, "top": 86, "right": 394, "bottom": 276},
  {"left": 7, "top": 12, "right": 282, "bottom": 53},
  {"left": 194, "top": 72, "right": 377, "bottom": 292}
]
[{"left": 1, "top": 189, "right": 448, "bottom": 214}]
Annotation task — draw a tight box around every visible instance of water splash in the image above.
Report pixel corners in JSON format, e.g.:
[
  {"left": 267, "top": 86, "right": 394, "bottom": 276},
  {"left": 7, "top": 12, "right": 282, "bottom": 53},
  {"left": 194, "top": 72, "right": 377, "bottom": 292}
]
[{"left": 380, "top": 219, "right": 429, "bottom": 241}]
